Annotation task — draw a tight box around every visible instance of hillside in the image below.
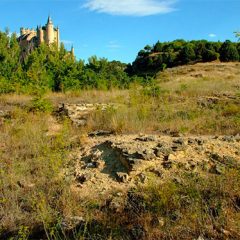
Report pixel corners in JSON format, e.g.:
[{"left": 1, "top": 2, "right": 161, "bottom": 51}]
[
  {"left": 0, "top": 62, "right": 240, "bottom": 239},
  {"left": 130, "top": 39, "right": 240, "bottom": 76}
]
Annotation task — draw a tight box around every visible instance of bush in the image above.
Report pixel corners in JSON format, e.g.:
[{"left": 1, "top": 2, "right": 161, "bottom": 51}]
[{"left": 27, "top": 97, "right": 53, "bottom": 113}]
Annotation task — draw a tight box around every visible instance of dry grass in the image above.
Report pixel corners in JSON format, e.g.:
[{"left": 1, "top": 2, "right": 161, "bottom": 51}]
[
  {"left": 46, "top": 89, "right": 129, "bottom": 106},
  {"left": 81, "top": 62, "right": 240, "bottom": 135},
  {"left": 0, "top": 109, "right": 84, "bottom": 238},
  {"left": 0, "top": 62, "right": 239, "bottom": 238},
  {"left": 157, "top": 62, "right": 240, "bottom": 96}
]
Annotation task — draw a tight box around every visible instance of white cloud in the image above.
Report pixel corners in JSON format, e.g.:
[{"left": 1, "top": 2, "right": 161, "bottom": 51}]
[
  {"left": 83, "top": 0, "right": 177, "bottom": 16},
  {"left": 209, "top": 33, "right": 217, "bottom": 38}
]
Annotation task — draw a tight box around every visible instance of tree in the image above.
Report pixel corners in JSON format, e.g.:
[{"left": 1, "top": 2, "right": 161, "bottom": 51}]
[
  {"left": 179, "top": 43, "right": 196, "bottom": 64},
  {"left": 235, "top": 31, "right": 240, "bottom": 41},
  {"left": 202, "top": 49, "right": 219, "bottom": 62},
  {"left": 144, "top": 45, "right": 152, "bottom": 53},
  {"left": 220, "top": 40, "right": 239, "bottom": 62},
  {"left": 153, "top": 41, "right": 163, "bottom": 52}
]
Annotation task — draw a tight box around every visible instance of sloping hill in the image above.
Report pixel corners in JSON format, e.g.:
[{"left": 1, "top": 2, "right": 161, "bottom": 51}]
[{"left": 157, "top": 62, "right": 240, "bottom": 97}]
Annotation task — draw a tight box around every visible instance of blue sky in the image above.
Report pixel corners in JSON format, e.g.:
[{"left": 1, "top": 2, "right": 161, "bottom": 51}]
[{"left": 0, "top": 0, "right": 239, "bottom": 63}]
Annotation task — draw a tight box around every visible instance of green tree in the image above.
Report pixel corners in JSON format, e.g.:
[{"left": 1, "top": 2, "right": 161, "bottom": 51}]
[
  {"left": 235, "top": 31, "right": 240, "bottom": 41},
  {"left": 179, "top": 43, "right": 196, "bottom": 64},
  {"left": 220, "top": 40, "right": 239, "bottom": 62}
]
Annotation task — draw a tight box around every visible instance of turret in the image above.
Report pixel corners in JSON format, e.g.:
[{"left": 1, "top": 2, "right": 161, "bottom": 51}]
[
  {"left": 20, "top": 27, "right": 25, "bottom": 35},
  {"left": 37, "top": 26, "right": 44, "bottom": 45},
  {"left": 46, "top": 16, "right": 54, "bottom": 45}
]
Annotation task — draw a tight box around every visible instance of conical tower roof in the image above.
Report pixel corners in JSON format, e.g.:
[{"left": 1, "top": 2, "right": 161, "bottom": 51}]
[{"left": 47, "top": 15, "right": 53, "bottom": 25}]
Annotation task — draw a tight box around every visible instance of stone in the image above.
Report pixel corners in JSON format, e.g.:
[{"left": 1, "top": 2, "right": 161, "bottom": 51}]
[
  {"left": 128, "top": 158, "right": 142, "bottom": 169},
  {"left": 173, "top": 138, "right": 185, "bottom": 145},
  {"left": 171, "top": 139, "right": 186, "bottom": 151},
  {"left": 173, "top": 177, "right": 183, "bottom": 185},
  {"left": 116, "top": 172, "right": 129, "bottom": 183},
  {"left": 222, "top": 135, "right": 234, "bottom": 142},
  {"left": 76, "top": 173, "right": 92, "bottom": 184},
  {"left": 86, "top": 162, "right": 100, "bottom": 168},
  {"left": 135, "top": 136, "right": 156, "bottom": 142},
  {"left": 142, "top": 149, "right": 156, "bottom": 160},
  {"left": 88, "top": 130, "right": 114, "bottom": 137},
  {"left": 56, "top": 103, "right": 116, "bottom": 126},
  {"left": 188, "top": 138, "right": 195, "bottom": 144},
  {"left": 170, "top": 131, "right": 181, "bottom": 137},
  {"left": 172, "top": 144, "right": 186, "bottom": 152},
  {"left": 91, "top": 149, "right": 103, "bottom": 160},
  {"left": 154, "top": 146, "right": 172, "bottom": 157},
  {"left": 132, "top": 150, "right": 155, "bottom": 161},
  {"left": 195, "top": 138, "right": 205, "bottom": 145},
  {"left": 234, "top": 134, "right": 240, "bottom": 142},
  {"left": 154, "top": 148, "right": 164, "bottom": 158}
]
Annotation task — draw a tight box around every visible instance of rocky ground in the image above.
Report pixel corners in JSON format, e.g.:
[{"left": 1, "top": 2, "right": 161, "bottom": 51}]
[{"left": 66, "top": 131, "right": 240, "bottom": 200}]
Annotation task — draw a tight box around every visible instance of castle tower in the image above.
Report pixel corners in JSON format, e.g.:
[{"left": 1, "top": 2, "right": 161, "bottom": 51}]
[
  {"left": 37, "top": 26, "right": 44, "bottom": 45},
  {"left": 46, "top": 16, "right": 54, "bottom": 45}
]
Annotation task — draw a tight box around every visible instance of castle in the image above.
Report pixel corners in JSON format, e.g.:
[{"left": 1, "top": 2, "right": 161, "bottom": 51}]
[{"left": 18, "top": 17, "right": 74, "bottom": 60}]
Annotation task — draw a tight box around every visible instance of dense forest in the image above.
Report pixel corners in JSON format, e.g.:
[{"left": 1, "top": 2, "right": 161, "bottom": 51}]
[{"left": 0, "top": 29, "right": 239, "bottom": 94}]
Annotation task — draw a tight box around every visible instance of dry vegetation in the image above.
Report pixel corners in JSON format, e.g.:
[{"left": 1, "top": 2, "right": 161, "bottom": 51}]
[
  {"left": 84, "top": 62, "right": 240, "bottom": 135},
  {"left": 0, "top": 62, "right": 240, "bottom": 239}
]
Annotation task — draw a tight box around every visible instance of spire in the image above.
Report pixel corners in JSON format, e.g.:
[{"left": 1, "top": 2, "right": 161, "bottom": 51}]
[{"left": 47, "top": 15, "right": 53, "bottom": 25}]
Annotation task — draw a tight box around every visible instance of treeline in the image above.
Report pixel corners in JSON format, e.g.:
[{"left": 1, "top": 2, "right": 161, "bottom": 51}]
[
  {"left": 1, "top": 29, "right": 240, "bottom": 94},
  {"left": 0, "top": 30, "right": 145, "bottom": 94},
  {"left": 129, "top": 39, "right": 240, "bottom": 76}
]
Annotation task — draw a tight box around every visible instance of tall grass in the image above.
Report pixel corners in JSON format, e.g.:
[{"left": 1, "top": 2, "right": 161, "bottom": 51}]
[
  {"left": 0, "top": 108, "right": 83, "bottom": 238},
  {"left": 86, "top": 86, "right": 240, "bottom": 135}
]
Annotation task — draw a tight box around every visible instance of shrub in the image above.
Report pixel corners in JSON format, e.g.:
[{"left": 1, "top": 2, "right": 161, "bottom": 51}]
[{"left": 27, "top": 97, "right": 53, "bottom": 113}]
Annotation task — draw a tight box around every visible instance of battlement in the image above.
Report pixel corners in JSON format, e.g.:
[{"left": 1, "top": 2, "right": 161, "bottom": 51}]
[{"left": 20, "top": 28, "right": 37, "bottom": 36}]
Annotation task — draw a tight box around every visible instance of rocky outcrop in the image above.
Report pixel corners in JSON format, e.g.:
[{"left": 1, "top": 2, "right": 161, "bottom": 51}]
[
  {"left": 56, "top": 103, "right": 116, "bottom": 126},
  {"left": 68, "top": 134, "right": 240, "bottom": 199}
]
